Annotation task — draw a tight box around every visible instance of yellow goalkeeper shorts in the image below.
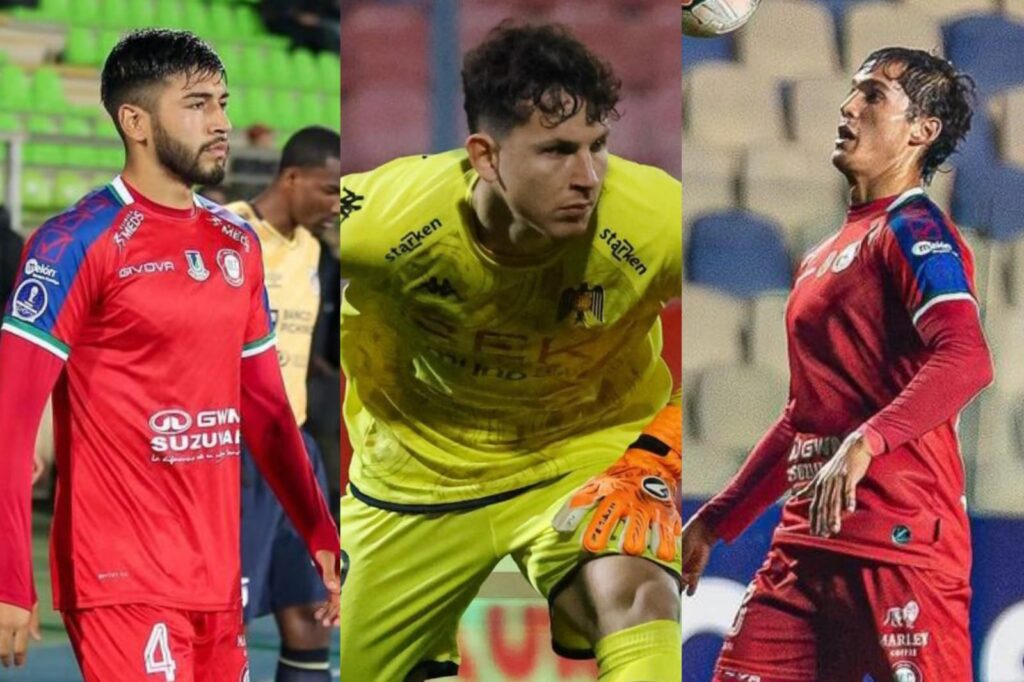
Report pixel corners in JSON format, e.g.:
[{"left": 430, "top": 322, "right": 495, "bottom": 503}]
[{"left": 338, "top": 422, "right": 682, "bottom": 681}]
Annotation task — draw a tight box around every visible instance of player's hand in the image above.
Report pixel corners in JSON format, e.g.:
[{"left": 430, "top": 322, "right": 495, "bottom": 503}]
[
  {"left": 31, "top": 454, "right": 48, "bottom": 486},
  {"left": 681, "top": 516, "right": 718, "bottom": 596},
  {"left": 553, "top": 406, "right": 682, "bottom": 562},
  {"left": 798, "top": 431, "right": 873, "bottom": 537},
  {"left": 0, "top": 601, "right": 41, "bottom": 668},
  {"left": 313, "top": 550, "right": 340, "bottom": 628}
]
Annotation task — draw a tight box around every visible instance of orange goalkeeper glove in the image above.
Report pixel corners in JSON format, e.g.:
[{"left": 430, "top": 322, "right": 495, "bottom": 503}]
[{"left": 552, "top": 405, "right": 682, "bottom": 562}]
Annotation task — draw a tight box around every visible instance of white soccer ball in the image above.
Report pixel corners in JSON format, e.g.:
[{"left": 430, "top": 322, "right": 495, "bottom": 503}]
[{"left": 682, "top": 0, "right": 762, "bottom": 37}]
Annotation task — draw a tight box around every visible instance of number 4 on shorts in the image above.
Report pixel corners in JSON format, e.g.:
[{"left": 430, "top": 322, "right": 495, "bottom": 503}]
[{"left": 145, "top": 623, "right": 177, "bottom": 681}]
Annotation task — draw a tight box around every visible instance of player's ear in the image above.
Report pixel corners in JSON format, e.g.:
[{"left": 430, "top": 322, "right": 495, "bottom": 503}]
[
  {"left": 466, "top": 132, "right": 500, "bottom": 183},
  {"left": 117, "top": 103, "right": 150, "bottom": 145},
  {"left": 909, "top": 115, "right": 942, "bottom": 148}
]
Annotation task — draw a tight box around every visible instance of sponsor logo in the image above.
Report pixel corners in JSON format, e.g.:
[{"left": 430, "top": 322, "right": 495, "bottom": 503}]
[
  {"left": 884, "top": 600, "right": 921, "bottom": 629},
  {"left": 185, "top": 250, "right": 210, "bottom": 281},
  {"left": 558, "top": 282, "right": 605, "bottom": 325},
  {"left": 385, "top": 218, "right": 443, "bottom": 262},
  {"left": 718, "top": 671, "right": 762, "bottom": 682},
  {"left": 216, "top": 248, "right": 244, "bottom": 287},
  {"left": 893, "top": 661, "right": 923, "bottom": 682},
  {"left": 113, "top": 210, "right": 144, "bottom": 249},
  {"left": 118, "top": 261, "right": 175, "bottom": 279},
  {"left": 416, "top": 276, "right": 459, "bottom": 299},
  {"left": 11, "top": 279, "right": 48, "bottom": 322},
  {"left": 892, "top": 525, "right": 912, "bottom": 545},
  {"left": 339, "top": 186, "right": 364, "bottom": 222},
  {"left": 786, "top": 435, "right": 840, "bottom": 485},
  {"left": 148, "top": 407, "right": 241, "bottom": 464},
  {"left": 599, "top": 228, "right": 648, "bottom": 276},
  {"left": 34, "top": 228, "right": 74, "bottom": 264},
  {"left": 24, "top": 258, "right": 59, "bottom": 285},
  {"left": 831, "top": 240, "right": 861, "bottom": 273},
  {"left": 911, "top": 240, "right": 953, "bottom": 257},
  {"left": 219, "top": 222, "right": 251, "bottom": 252},
  {"left": 641, "top": 476, "right": 670, "bottom": 501}
]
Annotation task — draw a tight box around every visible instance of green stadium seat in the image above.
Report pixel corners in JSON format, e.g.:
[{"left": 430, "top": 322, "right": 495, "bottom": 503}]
[
  {"left": 61, "top": 116, "right": 93, "bottom": 137},
  {"left": 318, "top": 53, "right": 340, "bottom": 93},
  {"left": 325, "top": 96, "right": 339, "bottom": 130},
  {"left": 26, "top": 115, "right": 58, "bottom": 134},
  {"left": 266, "top": 50, "right": 292, "bottom": 88},
  {"left": 68, "top": 0, "right": 101, "bottom": 27},
  {"left": 217, "top": 45, "right": 242, "bottom": 82},
  {"left": 271, "top": 90, "right": 303, "bottom": 134},
  {"left": 98, "top": 30, "right": 124, "bottom": 60},
  {"left": 291, "top": 50, "right": 319, "bottom": 90},
  {"left": 245, "top": 87, "right": 274, "bottom": 128},
  {"left": 65, "top": 144, "right": 99, "bottom": 168},
  {"left": 225, "top": 87, "right": 250, "bottom": 128},
  {"left": 155, "top": 1, "right": 186, "bottom": 30},
  {"left": 22, "top": 169, "right": 55, "bottom": 210},
  {"left": 122, "top": 1, "right": 158, "bottom": 30},
  {"left": 233, "top": 6, "right": 263, "bottom": 38},
  {"left": 54, "top": 170, "right": 91, "bottom": 207},
  {"left": 0, "top": 112, "right": 21, "bottom": 132},
  {"left": 298, "top": 93, "right": 324, "bottom": 127},
  {"left": 38, "top": 0, "right": 71, "bottom": 21},
  {"left": 32, "top": 67, "right": 67, "bottom": 114},
  {"left": 209, "top": 5, "right": 235, "bottom": 40},
  {"left": 182, "top": 2, "right": 212, "bottom": 37},
  {"left": 64, "top": 27, "right": 101, "bottom": 66},
  {"left": 0, "top": 65, "right": 32, "bottom": 111}
]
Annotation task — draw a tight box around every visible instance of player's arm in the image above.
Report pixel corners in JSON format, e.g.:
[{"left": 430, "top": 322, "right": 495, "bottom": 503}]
[
  {"left": 0, "top": 332, "right": 62, "bottom": 666},
  {"left": 805, "top": 212, "right": 993, "bottom": 537},
  {"left": 553, "top": 403, "right": 682, "bottom": 562}
]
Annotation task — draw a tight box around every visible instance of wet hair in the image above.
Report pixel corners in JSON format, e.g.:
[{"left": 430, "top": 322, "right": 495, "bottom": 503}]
[
  {"left": 100, "top": 29, "right": 225, "bottom": 135},
  {"left": 279, "top": 126, "right": 341, "bottom": 173},
  {"left": 461, "top": 22, "right": 621, "bottom": 136},
  {"left": 859, "top": 47, "right": 976, "bottom": 184}
]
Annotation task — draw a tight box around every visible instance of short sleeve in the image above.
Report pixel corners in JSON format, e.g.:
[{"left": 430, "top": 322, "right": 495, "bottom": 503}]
[
  {"left": 241, "top": 237, "right": 276, "bottom": 358},
  {"left": 2, "top": 215, "right": 110, "bottom": 360},
  {"left": 880, "top": 200, "right": 976, "bottom": 327}
]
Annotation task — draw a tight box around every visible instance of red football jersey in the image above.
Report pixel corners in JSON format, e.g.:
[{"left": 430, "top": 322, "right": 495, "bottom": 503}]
[
  {"left": 701, "top": 188, "right": 989, "bottom": 578},
  {"left": 3, "top": 176, "right": 274, "bottom": 610}
]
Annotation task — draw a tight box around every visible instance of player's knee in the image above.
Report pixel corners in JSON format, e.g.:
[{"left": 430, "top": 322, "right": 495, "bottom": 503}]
[
  {"left": 580, "top": 555, "right": 680, "bottom": 640},
  {"left": 276, "top": 604, "right": 332, "bottom": 649}
]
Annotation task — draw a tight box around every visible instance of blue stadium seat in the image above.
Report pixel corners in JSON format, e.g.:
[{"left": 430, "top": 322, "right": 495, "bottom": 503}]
[
  {"left": 944, "top": 16, "right": 1024, "bottom": 96},
  {"left": 987, "top": 166, "right": 1024, "bottom": 240},
  {"left": 681, "top": 35, "right": 732, "bottom": 70},
  {"left": 685, "top": 210, "right": 792, "bottom": 297}
]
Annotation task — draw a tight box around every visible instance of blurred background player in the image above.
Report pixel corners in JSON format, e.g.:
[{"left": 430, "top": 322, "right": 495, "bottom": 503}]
[
  {"left": 339, "top": 22, "right": 682, "bottom": 682},
  {"left": 683, "top": 47, "right": 991, "bottom": 681},
  {"left": 227, "top": 124, "right": 340, "bottom": 682},
  {"left": 0, "top": 29, "right": 340, "bottom": 678}
]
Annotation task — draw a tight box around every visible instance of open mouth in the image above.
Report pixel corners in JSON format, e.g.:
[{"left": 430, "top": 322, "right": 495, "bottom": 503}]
[{"left": 836, "top": 124, "right": 856, "bottom": 145}]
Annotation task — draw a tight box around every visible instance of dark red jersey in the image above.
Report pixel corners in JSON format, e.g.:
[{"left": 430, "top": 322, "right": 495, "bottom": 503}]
[
  {"left": 700, "top": 188, "right": 992, "bottom": 578},
  {"left": 0, "top": 176, "right": 336, "bottom": 612}
]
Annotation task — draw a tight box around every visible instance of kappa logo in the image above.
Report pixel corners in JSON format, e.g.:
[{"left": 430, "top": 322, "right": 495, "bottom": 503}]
[
  {"left": 558, "top": 282, "right": 605, "bottom": 324},
  {"left": 641, "top": 476, "right": 671, "bottom": 501},
  {"left": 340, "top": 187, "right": 365, "bottom": 223},
  {"left": 113, "top": 210, "right": 144, "bottom": 249},
  {"left": 185, "top": 250, "right": 210, "bottom": 281},
  {"left": 11, "top": 279, "right": 48, "bottom": 322},
  {"left": 417, "top": 276, "right": 458, "bottom": 299},
  {"left": 216, "top": 248, "right": 244, "bottom": 287}
]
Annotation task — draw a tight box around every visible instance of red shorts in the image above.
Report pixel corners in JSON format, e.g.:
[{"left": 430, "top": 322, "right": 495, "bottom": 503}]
[
  {"left": 713, "top": 544, "right": 971, "bottom": 682},
  {"left": 63, "top": 604, "right": 249, "bottom": 682}
]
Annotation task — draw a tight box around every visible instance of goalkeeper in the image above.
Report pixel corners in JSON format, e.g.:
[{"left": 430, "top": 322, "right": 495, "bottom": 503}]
[{"left": 338, "top": 22, "right": 682, "bottom": 682}]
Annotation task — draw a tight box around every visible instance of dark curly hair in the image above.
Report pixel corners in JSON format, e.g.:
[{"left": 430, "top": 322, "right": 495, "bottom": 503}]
[
  {"left": 858, "top": 47, "right": 975, "bottom": 184},
  {"left": 101, "top": 29, "right": 225, "bottom": 136},
  {"left": 461, "top": 22, "right": 621, "bottom": 136}
]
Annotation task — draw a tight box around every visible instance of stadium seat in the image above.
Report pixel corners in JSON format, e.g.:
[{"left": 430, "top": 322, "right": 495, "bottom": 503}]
[
  {"left": 1002, "top": 87, "right": 1024, "bottom": 168},
  {"left": 266, "top": 49, "right": 293, "bottom": 89},
  {"left": 340, "top": 86, "right": 431, "bottom": 172},
  {"left": 844, "top": 2, "right": 943, "bottom": 70},
  {"left": 68, "top": 0, "right": 101, "bottom": 27},
  {"left": 232, "top": 5, "right": 264, "bottom": 39},
  {"left": 972, "top": 390, "right": 1024, "bottom": 514},
  {"left": 741, "top": 143, "right": 846, "bottom": 250},
  {"left": 21, "top": 168, "right": 54, "bottom": 210},
  {"left": 61, "top": 116, "right": 93, "bottom": 137},
  {"left": 683, "top": 439, "right": 749, "bottom": 497},
  {"left": 318, "top": 52, "right": 341, "bottom": 93},
  {"left": 31, "top": 66, "right": 67, "bottom": 114},
  {"left": 269, "top": 89, "right": 304, "bottom": 135},
  {"left": 155, "top": 1, "right": 186, "bottom": 31},
  {"left": 37, "top": 0, "right": 72, "bottom": 22},
  {"left": 26, "top": 114, "right": 58, "bottom": 135},
  {"left": 738, "top": 0, "right": 839, "bottom": 79},
  {"left": 681, "top": 137, "right": 739, "bottom": 222},
  {"left": 681, "top": 35, "right": 733, "bottom": 71},
  {"left": 988, "top": 167, "right": 1024, "bottom": 241},
  {"left": 686, "top": 210, "right": 792, "bottom": 298},
  {"left": 0, "top": 64, "right": 32, "bottom": 111},
  {"left": 749, "top": 292, "right": 790, "bottom": 380},
  {"left": 902, "top": 0, "right": 998, "bottom": 22},
  {"left": 684, "top": 62, "right": 785, "bottom": 149},
  {"left": 341, "top": 4, "right": 430, "bottom": 89},
  {"left": 54, "top": 170, "right": 91, "bottom": 208},
  {"left": 681, "top": 285, "right": 745, "bottom": 371},
  {"left": 298, "top": 92, "right": 326, "bottom": 127},
  {"left": 944, "top": 15, "right": 1024, "bottom": 96},
  {"left": 121, "top": 1, "right": 157, "bottom": 30},
  {"left": 693, "top": 363, "right": 788, "bottom": 449},
  {"left": 0, "top": 112, "right": 21, "bottom": 132},
  {"left": 64, "top": 27, "right": 101, "bottom": 66},
  {"left": 291, "top": 50, "right": 320, "bottom": 91}
]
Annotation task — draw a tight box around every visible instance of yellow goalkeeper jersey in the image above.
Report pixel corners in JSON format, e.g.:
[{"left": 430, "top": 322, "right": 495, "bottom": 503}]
[
  {"left": 227, "top": 201, "right": 321, "bottom": 425},
  {"left": 340, "top": 151, "right": 681, "bottom": 507}
]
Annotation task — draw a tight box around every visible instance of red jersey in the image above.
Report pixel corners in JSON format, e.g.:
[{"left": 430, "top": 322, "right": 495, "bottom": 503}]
[
  {"left": 3, "top": 176, "right": 275, "bottom": 610},
  {"left": 700, "top": 188, "right": 992, "bottom": 578}
]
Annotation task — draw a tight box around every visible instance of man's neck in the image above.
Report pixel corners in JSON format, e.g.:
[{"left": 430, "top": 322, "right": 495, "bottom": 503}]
[
  {"left": 121, "top": 158, "right": 195, "bottom": 210},
  {"left": 848, "top": 162, "right": 922, "bottom": 205},
  {"left": 251, "top": 187, "right": 296, "bottom": 239},
  {"left": 470, "top": 180, "right": 554, "bottom": 258}
]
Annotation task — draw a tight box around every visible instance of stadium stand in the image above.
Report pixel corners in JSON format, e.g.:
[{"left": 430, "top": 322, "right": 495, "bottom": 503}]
[{"left": 682, "top": 0, "right": 1024, "bottom": 513}]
